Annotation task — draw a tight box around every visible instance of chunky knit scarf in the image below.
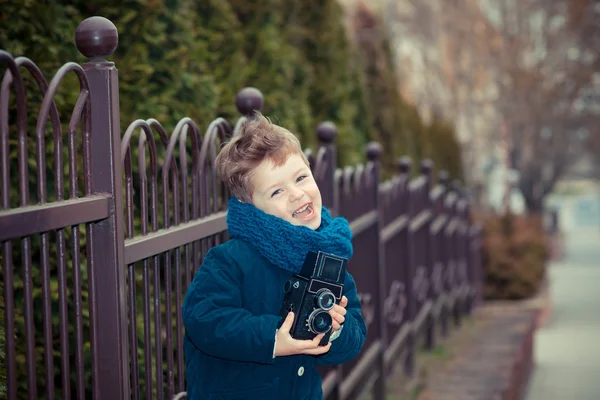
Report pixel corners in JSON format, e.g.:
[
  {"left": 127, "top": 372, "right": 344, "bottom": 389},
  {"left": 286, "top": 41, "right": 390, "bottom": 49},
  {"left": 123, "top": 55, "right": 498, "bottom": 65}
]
[{"left": 226, "top": 197, "right": 353, "bottom": 273}]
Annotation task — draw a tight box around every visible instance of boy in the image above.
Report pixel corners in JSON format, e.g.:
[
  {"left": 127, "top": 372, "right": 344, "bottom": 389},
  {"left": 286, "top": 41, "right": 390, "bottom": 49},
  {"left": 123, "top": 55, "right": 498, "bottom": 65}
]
[{"left": 182, "top": 113, "right": 367, "bottom": 399}]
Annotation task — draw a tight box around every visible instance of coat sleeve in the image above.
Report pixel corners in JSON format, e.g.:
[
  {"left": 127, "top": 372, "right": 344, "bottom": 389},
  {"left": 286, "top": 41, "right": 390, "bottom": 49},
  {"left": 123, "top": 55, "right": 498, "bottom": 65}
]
[
  {"left": 182, "top": 245, "right": 281, "bottom": 364},
  {"left": 315, "top": 272, "right": 367, "bottom": 366}
]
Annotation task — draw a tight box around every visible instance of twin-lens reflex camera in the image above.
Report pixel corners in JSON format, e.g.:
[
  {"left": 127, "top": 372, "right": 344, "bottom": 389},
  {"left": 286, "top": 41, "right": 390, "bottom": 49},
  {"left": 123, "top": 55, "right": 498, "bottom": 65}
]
[{"left": 279, "top": 251, "right": 348, "bottom": 346}]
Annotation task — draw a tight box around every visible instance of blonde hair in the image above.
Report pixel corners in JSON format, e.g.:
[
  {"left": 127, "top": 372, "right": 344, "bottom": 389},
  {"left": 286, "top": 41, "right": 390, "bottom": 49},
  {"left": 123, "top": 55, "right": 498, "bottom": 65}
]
[{"left": 215, "top": 112, "right": 309, "bottom": 203}]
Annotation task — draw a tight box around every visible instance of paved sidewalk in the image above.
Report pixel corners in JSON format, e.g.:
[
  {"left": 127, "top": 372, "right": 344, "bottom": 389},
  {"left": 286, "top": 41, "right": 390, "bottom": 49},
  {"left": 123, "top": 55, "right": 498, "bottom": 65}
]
[
  {"left": 526, "top": 229, "right": 600, "bottom": 400},
  {"left": 419, "top": 305, "right": 535, "bottom": 400},
  {"left": 416, "top": 305, "right": 535, "bottom": 400}
]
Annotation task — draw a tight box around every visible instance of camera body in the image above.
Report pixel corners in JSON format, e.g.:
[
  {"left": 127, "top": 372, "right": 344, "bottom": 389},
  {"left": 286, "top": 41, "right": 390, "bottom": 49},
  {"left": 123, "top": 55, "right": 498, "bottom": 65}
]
[{"left": 279, "top": 251, "right": 347, "bottom": 345}]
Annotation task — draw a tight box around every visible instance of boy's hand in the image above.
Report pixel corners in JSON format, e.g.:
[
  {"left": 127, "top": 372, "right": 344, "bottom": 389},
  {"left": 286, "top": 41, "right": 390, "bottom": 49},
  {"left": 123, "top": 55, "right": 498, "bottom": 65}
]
[
  {"left": 329, "top": 296, "right": 348, "bottom": 332},
  {"left": 275, "top": 312, "right": 332, "bottom": 357}
]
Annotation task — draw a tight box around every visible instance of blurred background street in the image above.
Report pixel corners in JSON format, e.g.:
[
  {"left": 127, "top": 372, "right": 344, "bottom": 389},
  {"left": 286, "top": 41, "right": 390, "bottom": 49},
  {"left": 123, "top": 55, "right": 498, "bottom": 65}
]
[{"left": 527, "top": 203, "right": 600, "bottom": 400}]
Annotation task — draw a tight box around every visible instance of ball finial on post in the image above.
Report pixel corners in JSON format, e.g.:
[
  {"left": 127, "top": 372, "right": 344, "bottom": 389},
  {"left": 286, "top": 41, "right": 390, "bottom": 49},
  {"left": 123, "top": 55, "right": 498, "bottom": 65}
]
[
  {"left": 75, "top": 17, "right": 119, "bottom": 60},
  {"left": 438, "top": 170, "right": 450, "bottom": 186},
  {"left": 452, "top": 179, "right": 462, "bottom": 192},
  {"left": 420, "top": 159, "right": 434, "bottom": 175},
  {"left": 316, "top": 121, "right": 337, "bottom": 144},
  {"left": 235, "top": 87, "right": 264, "bottom": 116},
  {"left": 366, "top": 142, "right": 383, "bottom": 161},
  {"left": 398, "top": 156, "right": 412, "bottom": 174}
]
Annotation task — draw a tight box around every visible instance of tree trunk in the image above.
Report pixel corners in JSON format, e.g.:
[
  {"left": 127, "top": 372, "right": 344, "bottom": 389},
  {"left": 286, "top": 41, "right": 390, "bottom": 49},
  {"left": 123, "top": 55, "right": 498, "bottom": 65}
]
[
  {"left": 519, "top": 177, "right": 546, "bottom": 214},
  {"left": 522, "top": 192, "right": 545, "bottom": 214}
]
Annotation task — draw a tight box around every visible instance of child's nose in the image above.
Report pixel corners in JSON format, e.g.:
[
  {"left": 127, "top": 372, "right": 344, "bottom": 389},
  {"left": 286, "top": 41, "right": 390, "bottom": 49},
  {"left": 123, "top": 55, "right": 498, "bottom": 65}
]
[{"left": 289, "top": 187, "right": 305, "bottom": 202}]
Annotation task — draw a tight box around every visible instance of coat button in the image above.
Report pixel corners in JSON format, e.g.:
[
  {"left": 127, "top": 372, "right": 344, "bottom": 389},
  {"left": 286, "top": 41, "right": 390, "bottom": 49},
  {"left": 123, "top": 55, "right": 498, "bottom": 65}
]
[{"left": 297, "top": 366, "right": 305, "bottom": 376}]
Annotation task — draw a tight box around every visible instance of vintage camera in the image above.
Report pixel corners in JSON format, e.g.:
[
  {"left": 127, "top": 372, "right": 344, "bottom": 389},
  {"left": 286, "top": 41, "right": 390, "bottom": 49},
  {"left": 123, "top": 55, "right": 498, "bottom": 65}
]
[{"left": 279, "top": 251, "right": 348, "bottom": 345}]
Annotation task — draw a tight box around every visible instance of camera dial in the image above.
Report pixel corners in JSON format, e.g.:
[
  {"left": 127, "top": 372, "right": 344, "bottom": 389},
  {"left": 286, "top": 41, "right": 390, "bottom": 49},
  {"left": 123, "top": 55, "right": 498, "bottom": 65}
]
[
  {"left": 315, "top": 288, "right": 336, "bottom": 310},
  {"left": 283, "top": 280, "right": 292, "bottom": 293},
  {"left": 283, "top": 279, "right": 301, "bottom": 293},
  {"left": 306, "top": 309, "right": 333, "bottom": 334}
]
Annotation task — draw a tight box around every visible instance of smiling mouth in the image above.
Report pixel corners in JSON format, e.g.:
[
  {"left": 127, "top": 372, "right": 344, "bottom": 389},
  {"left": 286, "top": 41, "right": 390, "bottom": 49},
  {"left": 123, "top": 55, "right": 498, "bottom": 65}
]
[{"left": 292, "top": 203, "right": 314, "bottom": 219}]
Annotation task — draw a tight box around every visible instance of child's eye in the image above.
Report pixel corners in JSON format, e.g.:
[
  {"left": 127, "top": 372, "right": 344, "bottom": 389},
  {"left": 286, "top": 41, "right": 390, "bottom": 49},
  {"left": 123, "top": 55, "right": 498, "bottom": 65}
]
[
  {"left": 296, "top": 175, "right": 307, "bottom": 183},
  {"left": 271, "top": 189, "right": 282, "bottom": 197}
]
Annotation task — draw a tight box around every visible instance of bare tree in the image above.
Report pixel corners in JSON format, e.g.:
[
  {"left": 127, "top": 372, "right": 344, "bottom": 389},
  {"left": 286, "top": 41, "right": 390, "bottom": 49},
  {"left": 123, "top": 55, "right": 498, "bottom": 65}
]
[
  {"left": 480, "top": 0, "right": 600, "bottom": 211},
  {"left": 384, "top": 0, "right": 600, "bottom": 211}
]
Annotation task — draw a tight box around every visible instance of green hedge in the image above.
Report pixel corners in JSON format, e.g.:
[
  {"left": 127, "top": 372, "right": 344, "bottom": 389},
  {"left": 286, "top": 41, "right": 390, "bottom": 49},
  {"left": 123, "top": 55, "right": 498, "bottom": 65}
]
[
  {"left": 0, "top": 1, "right": 464, "bottom": 397},
  {"left": 0, "top": 0, "right": 462, "bottom": 176}
]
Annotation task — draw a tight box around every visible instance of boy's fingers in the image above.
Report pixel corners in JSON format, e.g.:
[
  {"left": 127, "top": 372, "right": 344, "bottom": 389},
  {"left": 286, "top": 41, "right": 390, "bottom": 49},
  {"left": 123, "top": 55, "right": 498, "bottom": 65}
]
[
  {"left": 332, "top": 320, "right": 340, "bottom": 331},
  {"left": 330, "top": 310, "right": 346, "bottom": 323},
  {"left": 311, "top": 333, "right": 325, "bottom": 347},
  {"left": 304, "top": 342, "right": 332, "bottom": 355},
  {"left": 280, "top": 312, "right": 294, "bottom": 333},
  {"left": 340, "top": 296, "right": 348, "bottom": 308},
  {"left": 328, "top": 308, "right": 345, "bottom": 327},
  {"left": 296, "top": 334, "right": 324, "bottom": 350},
  {"left": 333, "top": 304, "right": 347, "bottom": 316}
]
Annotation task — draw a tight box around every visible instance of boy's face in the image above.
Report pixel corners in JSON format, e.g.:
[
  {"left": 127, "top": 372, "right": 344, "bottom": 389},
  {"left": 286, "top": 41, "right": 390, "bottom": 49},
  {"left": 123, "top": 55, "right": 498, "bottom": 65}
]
[{"left": 251, "top": 153, "right": 322, "bottom": 230}]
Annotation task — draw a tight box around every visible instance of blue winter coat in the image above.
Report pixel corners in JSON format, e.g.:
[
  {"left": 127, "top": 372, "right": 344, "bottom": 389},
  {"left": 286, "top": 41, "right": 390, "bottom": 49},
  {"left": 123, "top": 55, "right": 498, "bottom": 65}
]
[{"left": 182, "top": 238, "right": 367, "bottom": 400}]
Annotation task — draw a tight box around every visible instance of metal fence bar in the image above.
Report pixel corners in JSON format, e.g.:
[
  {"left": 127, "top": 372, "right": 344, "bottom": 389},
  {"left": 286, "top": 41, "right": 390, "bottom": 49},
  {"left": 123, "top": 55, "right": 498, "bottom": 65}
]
[
  {"left": 0, "top": 15, "right": 485, "bottom": 400},
  {"left": 0, "top": 197, "right": 111, "bottom": 240}
]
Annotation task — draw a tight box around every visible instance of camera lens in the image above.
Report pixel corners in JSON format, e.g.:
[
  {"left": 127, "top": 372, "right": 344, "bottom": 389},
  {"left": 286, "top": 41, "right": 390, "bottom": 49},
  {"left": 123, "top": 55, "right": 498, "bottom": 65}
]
[
  {"left": 315, "top": 289, "right": 336, "bottom": 310},
  {"left": 307, "top": 309, "right": 333, "bottom": 334}
]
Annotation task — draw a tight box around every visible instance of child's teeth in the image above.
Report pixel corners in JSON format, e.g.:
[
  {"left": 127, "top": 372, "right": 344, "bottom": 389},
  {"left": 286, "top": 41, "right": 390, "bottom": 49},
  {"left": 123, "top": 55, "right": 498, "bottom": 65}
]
[{"left": 293, "top": 204, "right": 310, "bottom": 217}]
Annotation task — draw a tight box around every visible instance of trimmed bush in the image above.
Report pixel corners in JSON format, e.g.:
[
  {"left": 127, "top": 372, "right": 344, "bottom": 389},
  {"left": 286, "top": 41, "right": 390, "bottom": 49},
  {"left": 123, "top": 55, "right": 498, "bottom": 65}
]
[{"left": 479, "top": 213, "right": 548, "bottom": 300}]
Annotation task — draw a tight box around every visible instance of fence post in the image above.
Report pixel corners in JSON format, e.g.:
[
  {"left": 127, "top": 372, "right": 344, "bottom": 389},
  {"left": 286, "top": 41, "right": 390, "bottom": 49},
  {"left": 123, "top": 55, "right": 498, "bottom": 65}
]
[
  {"left": 75, "top": 17, "right": 129, "bottom": 399},
  {"left": 315, "top": 122, "right": 337, "bottom": 213},
  {"left": 404, "top": 168, "right": 416, "bottom": 378},
  {"left": 366, "top": 142, "right": 386, "bottom": 400},
  {"left": 472, "top": 205, "right": 482, "bottom": 312},
  {"left": 420, "top": 160, "right": 435, "bottom": 351},
  {"left": 475, "top": 226, "right": 484, "bottom": 307},
  {"left": 451, "top": 180, "right": 464, "bottom": 327},
  {"left": 437, "top": 171, "right": 450, "bottom": 338},
  {"left": 463, "top": 196, "right": 475, "bottom": 314}
]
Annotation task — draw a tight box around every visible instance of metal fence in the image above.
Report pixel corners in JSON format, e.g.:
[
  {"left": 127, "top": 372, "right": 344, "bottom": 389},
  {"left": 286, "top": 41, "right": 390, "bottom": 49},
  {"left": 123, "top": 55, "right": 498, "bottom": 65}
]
[{"left": 0, "top": 16, "right": 482, "bottom": 400}]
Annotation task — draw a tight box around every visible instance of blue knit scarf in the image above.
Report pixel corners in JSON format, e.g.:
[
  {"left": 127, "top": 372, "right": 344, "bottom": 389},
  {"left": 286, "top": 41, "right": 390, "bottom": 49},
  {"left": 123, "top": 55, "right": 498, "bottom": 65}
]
[{"left": 226, "top": 197, "right": 353, "bottom": 273}]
